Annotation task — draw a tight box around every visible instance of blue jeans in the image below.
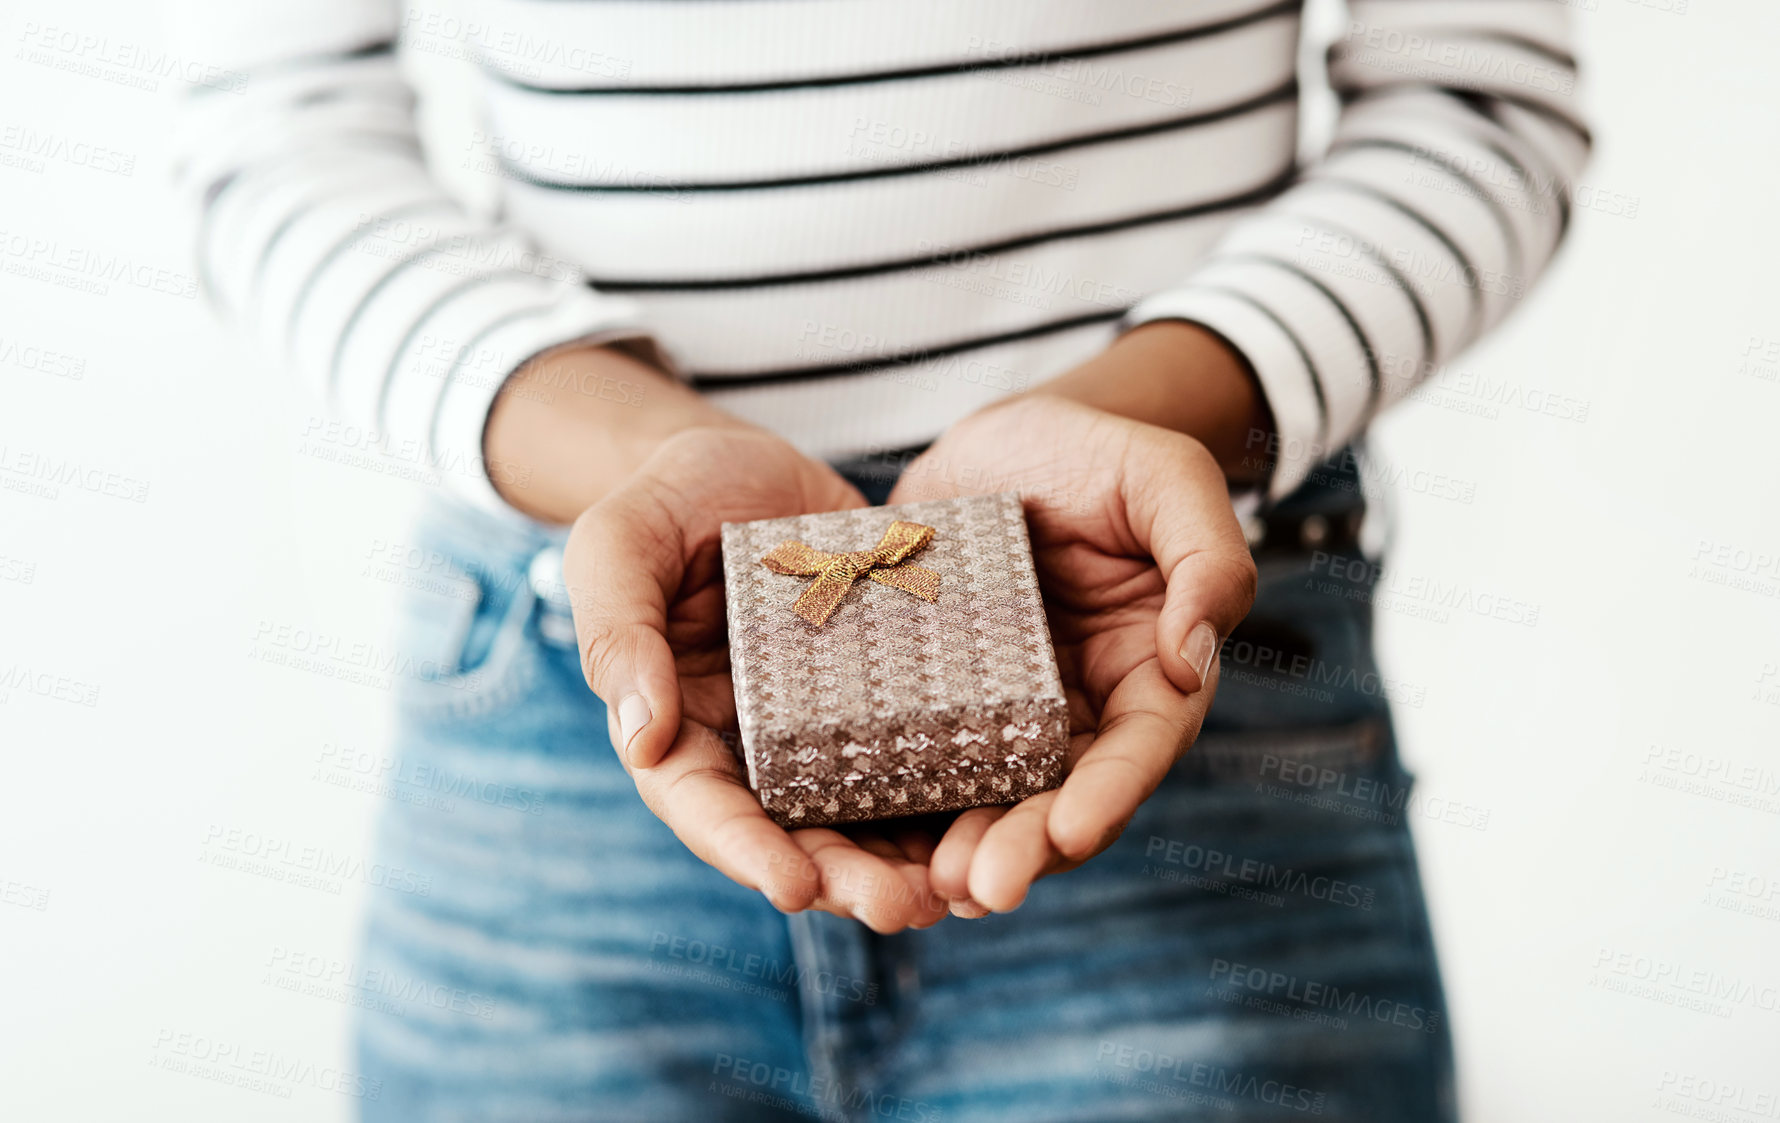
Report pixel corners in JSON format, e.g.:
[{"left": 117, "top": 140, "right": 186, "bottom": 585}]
[{"left": 354, "top": 463, "right": 1454, "bottom": 1122}]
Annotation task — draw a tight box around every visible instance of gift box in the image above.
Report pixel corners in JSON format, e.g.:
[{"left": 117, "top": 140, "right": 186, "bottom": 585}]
[{"left": 720, "top": 492, "right": 1070, "bottom": 827}]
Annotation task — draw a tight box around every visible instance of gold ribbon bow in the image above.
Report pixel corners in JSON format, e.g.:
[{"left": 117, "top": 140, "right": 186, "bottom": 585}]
[{"left": 759, "top": 520, "right": 942, "bottom": 626}]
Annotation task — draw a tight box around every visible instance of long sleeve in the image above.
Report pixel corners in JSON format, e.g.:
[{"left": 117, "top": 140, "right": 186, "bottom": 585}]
[
  {"left": 170, "top": 0, "right": 649, "bottom": 515},
  {"left": 1125, "top": 0, "right": 1591, "bottom": 499}
]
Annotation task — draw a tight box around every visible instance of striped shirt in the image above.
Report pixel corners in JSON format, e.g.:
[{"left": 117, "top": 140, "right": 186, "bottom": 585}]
[{"left": 173, "top": 0, "right": 1590, "bottom": 513}]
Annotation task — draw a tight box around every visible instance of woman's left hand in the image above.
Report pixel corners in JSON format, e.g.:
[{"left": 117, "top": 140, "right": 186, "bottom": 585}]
[{"left": 886, "top": 396, "right": 1258, "bottom": 916}]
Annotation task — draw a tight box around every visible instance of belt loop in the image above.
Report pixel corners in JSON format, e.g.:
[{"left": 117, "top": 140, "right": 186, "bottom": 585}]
[{"left": 527, "top": 544, "right": 578, "bottom": 646}]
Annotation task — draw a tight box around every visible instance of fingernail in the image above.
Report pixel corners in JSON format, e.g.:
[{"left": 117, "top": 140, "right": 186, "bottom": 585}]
[
  {"left": 1180, "top": 622, "right": 1219, "bottom": 691},
  {"left": 616, "top": 693, "right": 652, "bottom": 762},
  {"left": 993, "top": 887, "right": 1029, "bottom": 914}
]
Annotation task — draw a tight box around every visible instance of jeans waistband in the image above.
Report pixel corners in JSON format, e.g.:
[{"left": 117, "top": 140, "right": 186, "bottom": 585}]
[{"left": 415, "top": 441, "right": 1374, "bottom": 581}]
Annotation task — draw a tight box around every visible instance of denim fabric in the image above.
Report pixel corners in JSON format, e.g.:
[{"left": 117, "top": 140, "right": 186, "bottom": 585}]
[{"left": 354, "top": 462, "right": 1455, "bottom": 1123}]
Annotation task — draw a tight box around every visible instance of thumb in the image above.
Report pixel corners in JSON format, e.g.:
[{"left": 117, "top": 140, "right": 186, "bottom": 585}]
[
  {"left": 1158, "top": 548, "right": 1256, "bottom": 696},
  {"left": 565, "top": 486, "right": 685, "bottom": 769},
  {"left": 1123, "top": 437, "right": 1258, "bottom": 696}
]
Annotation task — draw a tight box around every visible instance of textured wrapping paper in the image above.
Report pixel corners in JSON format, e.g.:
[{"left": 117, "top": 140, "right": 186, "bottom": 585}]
[{"left": 720, "top": 492, "right": 1071, "bottom": 827}]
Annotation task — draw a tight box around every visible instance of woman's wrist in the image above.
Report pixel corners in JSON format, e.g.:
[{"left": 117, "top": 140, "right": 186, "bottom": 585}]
[
  {"left": 1026, "top": 320, "right": 1274, "bottom": 483},
  {"left": 485, "top": 339, "right": 755, "bottom": 523}
]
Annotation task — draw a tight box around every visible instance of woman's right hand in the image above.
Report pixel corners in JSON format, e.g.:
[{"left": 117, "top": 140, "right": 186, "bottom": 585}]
[{"left": 563, "top": 427, "right": 952, "bottom": 931}]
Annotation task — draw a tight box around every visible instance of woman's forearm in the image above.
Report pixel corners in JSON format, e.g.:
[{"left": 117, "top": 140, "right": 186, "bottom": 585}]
[
  {"left": 489, "top": 319, "right": 1277, "bottom": 525},
  {"left": 485, "top": 342, "right": 754, "bottom": 524},
  {"left": 1028, "top": 320, "right": 1275, "bottom": 485}
]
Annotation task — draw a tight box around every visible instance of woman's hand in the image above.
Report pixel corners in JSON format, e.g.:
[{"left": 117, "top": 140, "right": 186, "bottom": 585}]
[
  {"left": 886, "top": 396, "right": 1258, "bottom": 916},
  {"left": 563, "top": 427, "right": 950, "bottom": 931}
]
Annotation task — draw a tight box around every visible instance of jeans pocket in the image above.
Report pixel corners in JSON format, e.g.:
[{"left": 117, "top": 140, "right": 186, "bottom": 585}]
[{"left": 395, "top": 557, "right": 539, "bottom": 722}]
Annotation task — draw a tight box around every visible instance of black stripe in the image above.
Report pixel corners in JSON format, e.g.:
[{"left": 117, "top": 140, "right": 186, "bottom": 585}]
[
  {"left": 1487, "top": 90, "right": 1592, "bottom": 147},
  {"left": 191, "top": 37, "right": 394, "bottom": 97},
  {"left": 1314, "top": 176, "right": 1485, "bottom": 346},
  {"left": 585, "top": 167, "right": 1295, "bottom": 292},
  {"left": 328, "top": 243, "right": 458, "bottom": 400},
  {"left": 191, "top": 136, "right": 420, "bottom": 261},
  {"left": 197, "top": 139, "right": 422, "bottom": 307},
  {"left": 1219, "top": 254, "right": 1383, "bottom": 413},
  {"left": 1331, "top": 59, "right": 1592, "bottom": 146},
  {"left": 1432, "top": 90, "right": 1573, "bottom": 235},
  {"left": 831, "top": 440, "right": 937, "bottom": 481},
  {"left": 1289, "top": 214, "right": 1436, "bottom": 387},
  {"left": 245, "top": 142, "right": 429, "bottom": 302},
  {"left": 1194, "top": 285, "right": 1330, "bottom": 450},
  {"left": 689, "top": 308, "right": 1124, "bottom": 390},
  {"left": 1328, "top": 137, "right": 1524, "bottom": 287},
  {"left": 1439, "top": 29, "right": 1577, "bottom": 72},
  {"left": 1333, "top": 27, "right": 1576, "bottom": 73},
  {"left": 482, "top": 1, "right": 1302, "bottom": 95},
  {"left": 428, "top": 304, "right": 555, "bottom": 458},
  {"left": 286, "top": 198, "right": 454, "bottom": 340},
  {"left": 499, "top": 80, "right": 1299, "bottom": 193},
  {"left": 1477, "top": 129, "right": 1569, "bottom": 237},
  {"left": 376, "top": 269, "right": 527, "bottom": 430},
  {"left": 194, "top": 172, "right": 241, "bottom": 301}
]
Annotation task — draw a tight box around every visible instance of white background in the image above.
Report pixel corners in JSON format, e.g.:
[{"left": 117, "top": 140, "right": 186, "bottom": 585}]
[{"left": 2, "top": 0, "right": 1777, "bottom": 1120}]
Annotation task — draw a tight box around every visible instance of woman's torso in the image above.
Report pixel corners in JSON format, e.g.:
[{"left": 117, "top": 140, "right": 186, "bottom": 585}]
[{"left": 465, "top": 0, "right": 1304, "bottom": 458}]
